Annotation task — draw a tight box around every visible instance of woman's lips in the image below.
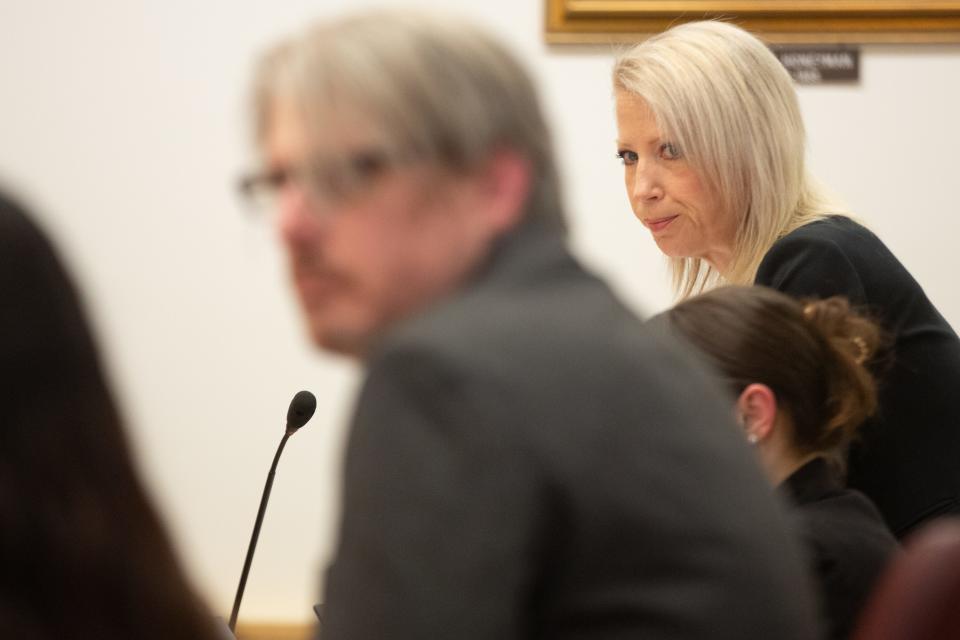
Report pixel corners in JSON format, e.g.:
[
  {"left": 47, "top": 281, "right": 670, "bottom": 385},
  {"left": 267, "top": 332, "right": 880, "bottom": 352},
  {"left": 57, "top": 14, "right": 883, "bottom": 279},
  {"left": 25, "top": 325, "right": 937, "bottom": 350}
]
[{"left": 643, "top": 215, "right": 679, "bottom": 233}]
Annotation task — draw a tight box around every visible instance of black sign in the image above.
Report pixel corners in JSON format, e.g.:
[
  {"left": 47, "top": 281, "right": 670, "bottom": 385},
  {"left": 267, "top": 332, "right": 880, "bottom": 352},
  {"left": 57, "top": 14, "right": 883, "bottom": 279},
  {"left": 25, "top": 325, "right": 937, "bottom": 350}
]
[{"left": 773, "top": 47, "right": 860, "bottom": 84}]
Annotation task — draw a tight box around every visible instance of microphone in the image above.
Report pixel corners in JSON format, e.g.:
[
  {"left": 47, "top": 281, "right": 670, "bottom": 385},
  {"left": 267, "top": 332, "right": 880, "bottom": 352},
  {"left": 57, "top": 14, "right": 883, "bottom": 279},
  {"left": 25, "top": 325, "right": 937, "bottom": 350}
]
[
  {"left": 286, "top": 390, "right": 317, "bottom": 433},
  {"left": 228, "top": 391, "right": 317, "bottom": 632}
]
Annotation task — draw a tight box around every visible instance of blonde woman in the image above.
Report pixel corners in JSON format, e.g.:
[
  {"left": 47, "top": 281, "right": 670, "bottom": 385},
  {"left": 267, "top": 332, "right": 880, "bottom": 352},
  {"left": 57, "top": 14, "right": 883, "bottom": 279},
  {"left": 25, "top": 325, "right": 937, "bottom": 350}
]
[{"left": 613, "top": 20, "right": 960, "bottom": 538}]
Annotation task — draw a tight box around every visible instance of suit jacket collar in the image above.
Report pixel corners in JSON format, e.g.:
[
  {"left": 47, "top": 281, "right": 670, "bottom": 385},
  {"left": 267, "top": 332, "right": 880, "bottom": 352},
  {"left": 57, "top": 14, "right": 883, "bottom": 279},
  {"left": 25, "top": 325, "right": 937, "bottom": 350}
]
[
  {"left": 364, "top": 216, "right": 571, "bottom": 359},
  {"left": 469, "top": 216, "right": 571, "bottom": 292}
]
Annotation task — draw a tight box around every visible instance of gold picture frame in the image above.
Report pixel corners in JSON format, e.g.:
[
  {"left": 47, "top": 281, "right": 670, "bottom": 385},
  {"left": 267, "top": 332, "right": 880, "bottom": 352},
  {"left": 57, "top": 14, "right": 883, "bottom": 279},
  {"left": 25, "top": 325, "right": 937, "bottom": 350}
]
[{"left": 546, "top": 0, "right": 960, "bottom": 43}]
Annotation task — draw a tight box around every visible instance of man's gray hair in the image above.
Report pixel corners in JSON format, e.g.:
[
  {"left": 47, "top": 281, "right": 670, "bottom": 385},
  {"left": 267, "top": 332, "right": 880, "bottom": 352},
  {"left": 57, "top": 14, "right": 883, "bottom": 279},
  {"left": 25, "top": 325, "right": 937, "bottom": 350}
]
[{"left": 253, "top": 9, "right": 566, "bottom": 230}]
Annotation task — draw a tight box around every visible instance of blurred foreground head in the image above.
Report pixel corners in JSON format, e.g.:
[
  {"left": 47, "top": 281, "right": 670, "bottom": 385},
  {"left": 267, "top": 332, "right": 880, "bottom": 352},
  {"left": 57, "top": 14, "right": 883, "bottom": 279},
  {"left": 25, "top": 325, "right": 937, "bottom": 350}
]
[
  {"left": 0, "top": 191, "right": 218, "bottom": 639},
  {"left": 246, "top": 9, "right": 565, "bottom": 358}
]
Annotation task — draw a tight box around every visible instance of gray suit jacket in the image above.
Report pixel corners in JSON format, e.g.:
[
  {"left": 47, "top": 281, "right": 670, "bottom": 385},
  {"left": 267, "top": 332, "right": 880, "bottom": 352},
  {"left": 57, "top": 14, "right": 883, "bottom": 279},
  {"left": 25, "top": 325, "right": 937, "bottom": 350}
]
[{"left": 321, "top": 219, "right": 819, "bottom": 639}]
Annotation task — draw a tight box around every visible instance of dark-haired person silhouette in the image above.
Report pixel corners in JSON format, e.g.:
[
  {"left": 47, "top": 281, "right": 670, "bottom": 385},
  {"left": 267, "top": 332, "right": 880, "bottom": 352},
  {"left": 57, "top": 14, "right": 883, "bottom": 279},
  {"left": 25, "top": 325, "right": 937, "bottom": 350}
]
[{"left": 0, "top": 190, "right": 222, "bottom": 640}]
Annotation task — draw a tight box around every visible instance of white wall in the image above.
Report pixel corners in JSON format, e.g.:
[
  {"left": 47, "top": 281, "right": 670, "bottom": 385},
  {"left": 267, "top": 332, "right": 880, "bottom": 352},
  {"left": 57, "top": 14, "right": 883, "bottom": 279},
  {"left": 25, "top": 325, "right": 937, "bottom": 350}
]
[{"left": 1, "top": 0, "right": 958, "bottom": 624}]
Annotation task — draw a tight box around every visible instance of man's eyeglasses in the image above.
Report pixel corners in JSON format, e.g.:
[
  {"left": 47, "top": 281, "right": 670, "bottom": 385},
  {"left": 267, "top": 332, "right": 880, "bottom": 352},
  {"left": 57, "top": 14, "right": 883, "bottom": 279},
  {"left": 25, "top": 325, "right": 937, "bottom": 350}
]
[{"left": 237, "top": 149, "right": 397, "bottom": 212}]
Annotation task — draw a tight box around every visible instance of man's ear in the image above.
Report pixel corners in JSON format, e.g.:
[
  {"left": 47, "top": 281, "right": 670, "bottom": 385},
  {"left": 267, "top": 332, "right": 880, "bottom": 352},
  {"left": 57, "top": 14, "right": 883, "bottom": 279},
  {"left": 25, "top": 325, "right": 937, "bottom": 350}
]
[
  {"left": 736, "top": 383, "right": 778, "bottom": 444},
  {"left": 475, "top": 148, "right": 532, "bottom": 233}
]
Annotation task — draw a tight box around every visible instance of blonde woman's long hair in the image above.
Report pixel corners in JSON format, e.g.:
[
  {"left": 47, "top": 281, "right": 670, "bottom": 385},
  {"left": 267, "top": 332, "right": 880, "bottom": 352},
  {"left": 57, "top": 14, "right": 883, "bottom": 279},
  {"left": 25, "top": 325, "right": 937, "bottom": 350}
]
[{"left": 614, "top": 21, "right": 846, "bottom": 299}]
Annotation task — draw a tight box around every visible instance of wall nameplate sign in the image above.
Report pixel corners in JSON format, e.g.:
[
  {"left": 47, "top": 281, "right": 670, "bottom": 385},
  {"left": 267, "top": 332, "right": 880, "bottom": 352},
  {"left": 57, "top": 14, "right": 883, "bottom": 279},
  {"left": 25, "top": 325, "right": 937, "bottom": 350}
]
[{"left": 774, "top": 47, "right": 860, "bottom": 83}]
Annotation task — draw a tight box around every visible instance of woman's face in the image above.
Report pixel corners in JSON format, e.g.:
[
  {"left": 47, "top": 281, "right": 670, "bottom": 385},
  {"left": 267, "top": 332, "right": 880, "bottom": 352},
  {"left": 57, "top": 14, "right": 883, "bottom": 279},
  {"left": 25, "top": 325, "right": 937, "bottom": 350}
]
[{"left": 615, "top": 90, "right": 737, "bottom": 272}]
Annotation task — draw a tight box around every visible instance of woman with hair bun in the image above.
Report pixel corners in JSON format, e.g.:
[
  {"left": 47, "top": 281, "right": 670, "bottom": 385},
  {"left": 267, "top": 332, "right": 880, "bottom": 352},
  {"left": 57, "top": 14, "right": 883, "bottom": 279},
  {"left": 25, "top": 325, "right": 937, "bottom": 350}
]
[{"left": 661, "top": 285, "right": 898, "bottom": 640}]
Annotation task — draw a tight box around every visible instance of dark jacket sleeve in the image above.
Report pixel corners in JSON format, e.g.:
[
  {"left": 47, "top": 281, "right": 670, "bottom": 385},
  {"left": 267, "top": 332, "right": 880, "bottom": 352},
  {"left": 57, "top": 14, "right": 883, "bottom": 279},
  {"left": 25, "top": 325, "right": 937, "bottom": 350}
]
[
  {"left": 320, "top": 346, "right": 541, "bottom": 640},
  {"left": 755, "top": 232, "right": 868, "bottom": 305}
]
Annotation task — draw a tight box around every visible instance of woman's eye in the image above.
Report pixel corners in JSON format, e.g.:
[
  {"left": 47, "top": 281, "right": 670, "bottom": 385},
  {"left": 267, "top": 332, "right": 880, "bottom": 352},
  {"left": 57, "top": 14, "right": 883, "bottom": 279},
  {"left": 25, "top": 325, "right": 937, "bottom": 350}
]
[
  {"left": 616, "top": 150, "right": 638, "bottom": 166},
  {"left": 659, "top": 142, "right": 680, "bottom": 160}
]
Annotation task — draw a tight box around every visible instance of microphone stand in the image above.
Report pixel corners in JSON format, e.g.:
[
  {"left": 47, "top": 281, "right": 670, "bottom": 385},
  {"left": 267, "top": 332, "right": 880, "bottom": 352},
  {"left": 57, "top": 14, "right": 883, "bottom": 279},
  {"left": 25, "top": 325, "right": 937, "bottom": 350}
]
[{"left": 228, "top": 429, "right": 294, "bottom": 632}]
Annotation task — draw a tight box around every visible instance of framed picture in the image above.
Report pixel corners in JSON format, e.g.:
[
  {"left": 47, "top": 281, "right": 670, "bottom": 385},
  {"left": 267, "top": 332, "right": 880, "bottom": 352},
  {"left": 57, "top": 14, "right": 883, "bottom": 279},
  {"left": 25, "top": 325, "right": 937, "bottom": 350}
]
[{"left": 546, "top": 0, "right": 960, "bottom": 43}]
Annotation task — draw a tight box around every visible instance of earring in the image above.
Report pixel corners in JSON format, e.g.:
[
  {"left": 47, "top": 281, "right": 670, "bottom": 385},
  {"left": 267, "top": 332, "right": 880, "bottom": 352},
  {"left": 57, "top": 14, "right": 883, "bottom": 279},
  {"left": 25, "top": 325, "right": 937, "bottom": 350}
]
[{"left": 747, "top": 433, "right": 759, "bottom": 444}]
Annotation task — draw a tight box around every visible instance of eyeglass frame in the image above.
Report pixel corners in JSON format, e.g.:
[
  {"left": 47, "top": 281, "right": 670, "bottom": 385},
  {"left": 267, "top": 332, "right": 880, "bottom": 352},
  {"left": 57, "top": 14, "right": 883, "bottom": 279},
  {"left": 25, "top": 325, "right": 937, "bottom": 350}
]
[{"left": 237, "top": 146, "right": 411, "bottom": 212}]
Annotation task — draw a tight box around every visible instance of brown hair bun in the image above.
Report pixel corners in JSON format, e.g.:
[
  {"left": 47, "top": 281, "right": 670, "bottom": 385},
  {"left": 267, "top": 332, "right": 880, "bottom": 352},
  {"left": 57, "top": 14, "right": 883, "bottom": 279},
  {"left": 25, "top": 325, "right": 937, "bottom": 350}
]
[{"left": 800, "top": 297, "right": 880, "bottom": 452}]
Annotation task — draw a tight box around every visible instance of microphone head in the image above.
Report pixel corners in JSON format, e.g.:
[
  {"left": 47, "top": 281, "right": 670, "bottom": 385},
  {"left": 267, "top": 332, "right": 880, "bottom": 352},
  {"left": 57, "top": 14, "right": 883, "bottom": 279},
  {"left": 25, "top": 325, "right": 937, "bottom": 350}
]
[{"left": 286, "top": 390, "right": 317, "bottom": 433}]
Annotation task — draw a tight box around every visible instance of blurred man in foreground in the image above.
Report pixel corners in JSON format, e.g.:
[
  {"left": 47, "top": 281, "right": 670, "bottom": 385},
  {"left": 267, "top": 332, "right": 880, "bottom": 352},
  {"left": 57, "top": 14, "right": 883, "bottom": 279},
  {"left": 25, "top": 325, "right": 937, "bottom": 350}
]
[{"left": 242, "top": 10, "right": 818, "bottom": 639}]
